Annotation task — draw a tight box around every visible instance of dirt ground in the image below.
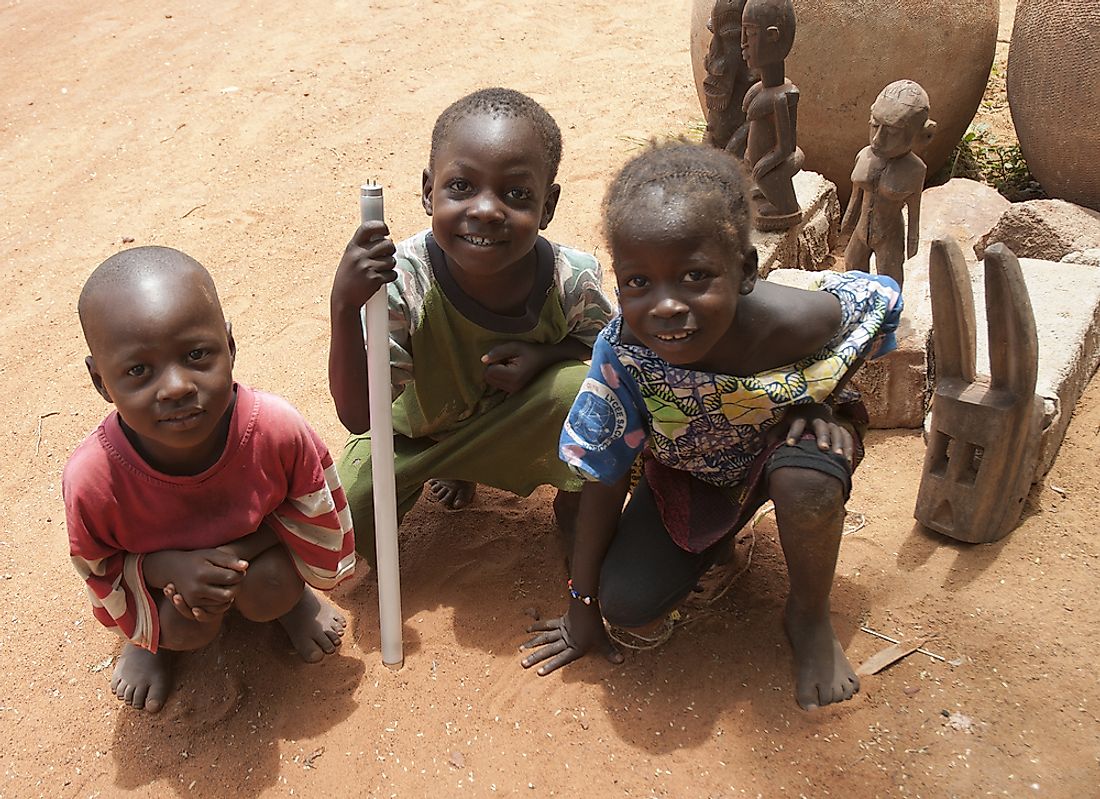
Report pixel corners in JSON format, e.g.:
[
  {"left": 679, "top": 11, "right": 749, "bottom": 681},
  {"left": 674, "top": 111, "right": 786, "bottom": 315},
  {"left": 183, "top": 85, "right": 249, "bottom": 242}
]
[{"left": 2, "top": 0, "right": 1098, "bottom": 796}]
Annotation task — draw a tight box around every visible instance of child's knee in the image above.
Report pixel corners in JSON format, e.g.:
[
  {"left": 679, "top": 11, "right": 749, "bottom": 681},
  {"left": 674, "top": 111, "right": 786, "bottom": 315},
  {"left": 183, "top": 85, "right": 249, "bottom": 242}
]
[
  {"left": 236, "top": 546, "right": 304, "bottom": 622},
  {"left": 598, "top": 570, "right": 670, "bottom": 630},
  {"left": 770, "top": 466, "right": 846, "bottom": 525},
  {"left": 158, "top": 601, "right": 222, "bottom": 651}
]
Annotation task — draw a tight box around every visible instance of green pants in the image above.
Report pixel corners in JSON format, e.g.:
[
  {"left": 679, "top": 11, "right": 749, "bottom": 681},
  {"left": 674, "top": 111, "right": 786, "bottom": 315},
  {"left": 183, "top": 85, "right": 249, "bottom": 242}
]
[{"left": 338, "top": 361, "right": 588, "bottom": 565}]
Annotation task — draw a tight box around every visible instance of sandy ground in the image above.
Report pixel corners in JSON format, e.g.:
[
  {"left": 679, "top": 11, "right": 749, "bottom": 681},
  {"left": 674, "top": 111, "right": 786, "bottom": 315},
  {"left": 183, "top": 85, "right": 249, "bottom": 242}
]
[{"left": 2, "top": 0, "right": 1099, "bottom": 796}]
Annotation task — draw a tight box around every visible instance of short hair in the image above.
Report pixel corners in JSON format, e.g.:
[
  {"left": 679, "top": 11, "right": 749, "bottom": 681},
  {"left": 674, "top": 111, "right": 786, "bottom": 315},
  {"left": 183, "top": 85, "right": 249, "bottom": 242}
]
[
  {"left": 430, "top": 87, "right": 563, "bottom": 183},
  {"left": 78, "top": 246, "right": 219, "bottom": 344},
  {"left": 603, "top": 139, "right": 753, "bottom": 260}
]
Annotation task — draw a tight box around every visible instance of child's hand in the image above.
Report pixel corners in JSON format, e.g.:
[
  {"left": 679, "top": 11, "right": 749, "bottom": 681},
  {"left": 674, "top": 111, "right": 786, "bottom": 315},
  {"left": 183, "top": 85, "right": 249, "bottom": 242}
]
[
  {"left": 482, "top": 342, "right": 548, "bottom": 394},
  {"left": 163, "top": 583, "right": 233, "bottom": 623},
  {"left": 162, "top": 549, "right": 248, "bottom": 622},
  {"left": 519, "top": 603, "right": 623, "bottom": 676},
  {"left": 332, "top": 221, "right": 398, "bottom": 310},
  {"left": 781, "top": 404, "right": 854, "bottom": 463}
]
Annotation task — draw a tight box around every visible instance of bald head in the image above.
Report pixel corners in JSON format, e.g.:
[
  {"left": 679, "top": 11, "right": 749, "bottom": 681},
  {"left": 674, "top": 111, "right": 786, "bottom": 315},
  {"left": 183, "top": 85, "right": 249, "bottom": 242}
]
[{"left": 79, "top": 246, "right": 224, "bottom": 355}]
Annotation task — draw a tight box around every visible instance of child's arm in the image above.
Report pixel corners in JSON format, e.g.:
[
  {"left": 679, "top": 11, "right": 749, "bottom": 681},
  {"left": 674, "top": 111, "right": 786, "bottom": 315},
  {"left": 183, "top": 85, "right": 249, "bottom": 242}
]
[
  {"left": 329, "top": 221, "right": 398, "bottom": 434},
  {"left": 481, "top": 337, "right": 591, "bottom": 394},
  {"left": 520, "top": 475, "right": 629, "bottom": 675},
  {"left": 143, "top": 549, "right": 248, "bottom": 621}
]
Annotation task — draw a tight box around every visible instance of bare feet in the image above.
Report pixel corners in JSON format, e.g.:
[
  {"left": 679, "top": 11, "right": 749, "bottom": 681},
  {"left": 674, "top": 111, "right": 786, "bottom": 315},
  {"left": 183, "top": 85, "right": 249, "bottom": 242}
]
[
  {"left": 278, "top": 586, "right": 346, "bottom": 663},
  {"left": 110, "top": 642, "right": 173, "bottom": 713},
  {"left": 783, "top": 602, "right": 860, "bottom": 710},
  {"left": 427, "top": 479, "right": 476, "bottom": 510}
]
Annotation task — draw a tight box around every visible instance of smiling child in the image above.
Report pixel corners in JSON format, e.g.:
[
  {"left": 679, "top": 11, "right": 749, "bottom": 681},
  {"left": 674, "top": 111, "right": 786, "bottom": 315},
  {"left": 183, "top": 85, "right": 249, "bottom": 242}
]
[
  {"left": 65, "top": 247, "right": 354, "bottom": 712},
  {"left": 520, "top": 141, "right": 902, "bottom": 711},
  {"left": 329, "top": 88, "right": 613, "bottom": 562}
]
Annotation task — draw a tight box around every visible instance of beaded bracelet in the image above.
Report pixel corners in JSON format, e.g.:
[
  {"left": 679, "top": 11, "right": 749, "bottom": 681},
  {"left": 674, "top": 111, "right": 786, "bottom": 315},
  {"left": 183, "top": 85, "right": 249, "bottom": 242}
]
[{"left": 567, "top": 578, "right": 596, "bottom": 606}]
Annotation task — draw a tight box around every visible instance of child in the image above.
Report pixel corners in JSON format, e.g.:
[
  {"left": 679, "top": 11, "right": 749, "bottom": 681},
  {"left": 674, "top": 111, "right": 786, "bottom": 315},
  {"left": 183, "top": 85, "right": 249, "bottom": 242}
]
[
  {"left": 65, "top": 246, "right": 355, "bottom": 713},
  {"left": 520, "top": 141, "right": 902, "bottom": 711},
  {"left": 329, "top": 88, "right": 613, "bottom": 561}
]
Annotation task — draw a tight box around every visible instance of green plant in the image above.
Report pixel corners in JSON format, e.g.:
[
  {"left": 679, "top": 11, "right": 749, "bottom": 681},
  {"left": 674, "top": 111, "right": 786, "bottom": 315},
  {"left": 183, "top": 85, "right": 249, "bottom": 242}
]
[{"left": 944, "top": 122, "right": 1045, "bottom": 201}]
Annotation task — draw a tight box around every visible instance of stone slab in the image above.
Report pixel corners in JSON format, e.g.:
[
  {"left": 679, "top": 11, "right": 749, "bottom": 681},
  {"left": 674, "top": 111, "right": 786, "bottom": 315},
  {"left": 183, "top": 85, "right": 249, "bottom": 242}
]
[
  {"left": 754, "top": 171, "right": 839, "bottom": 277},
  {"left": 963, "top": 257, "right": 1100, "bottom": 479}
]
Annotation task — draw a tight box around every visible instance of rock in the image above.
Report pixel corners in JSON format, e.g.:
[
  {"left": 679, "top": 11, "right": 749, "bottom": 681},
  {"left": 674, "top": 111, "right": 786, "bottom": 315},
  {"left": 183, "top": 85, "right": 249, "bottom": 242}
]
[
  {"left": 754, "top": 171, "right": 839, "bottom": 277},
  {"left": 1008, "top": 0, "right": 1100, "bottom": 210},
  {"left": 974, "top": 200, "right": 1100, "bottom": 261},
  {"left": 689, "top": 0, "right": 999, "bottom": 201},
  {"left": 918, "top": 179, "right": 1010, "bottom": 255},
  {"left": 1062, "top": 249, "right": 1100, "bottom": 267}
]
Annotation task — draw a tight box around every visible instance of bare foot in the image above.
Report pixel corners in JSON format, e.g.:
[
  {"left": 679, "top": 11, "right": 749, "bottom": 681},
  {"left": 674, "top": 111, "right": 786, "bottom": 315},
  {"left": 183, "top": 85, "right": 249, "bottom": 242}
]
[
  {"left": 278, "top": 586, "right": 346, "bottom": 663},
  {"left": 110, "top": 642, "right": 173, "bottom": 713},
  {"left": 427, "top": 479, "right": 476, "bottom": 510},
  {"left": 783, "top": 602, "right": 860, "bottom": 710}
]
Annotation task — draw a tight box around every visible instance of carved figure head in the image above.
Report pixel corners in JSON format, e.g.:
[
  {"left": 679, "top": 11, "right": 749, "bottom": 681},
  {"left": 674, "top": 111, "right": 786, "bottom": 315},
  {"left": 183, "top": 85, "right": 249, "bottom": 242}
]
[
  {"left": 869, "top": 80, "right": 937, "bottom": 158},
  {"left": 740, "top": 0, "right": 795, "bottom": 70},
  {"left": 709, "top": 0, "right": 747, "bottom": 36}
]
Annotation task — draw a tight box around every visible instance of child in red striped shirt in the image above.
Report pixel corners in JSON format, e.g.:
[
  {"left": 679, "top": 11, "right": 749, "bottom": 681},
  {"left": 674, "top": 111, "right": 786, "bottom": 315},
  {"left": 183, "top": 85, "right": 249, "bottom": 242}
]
[{"left": 65, "top": 246, "right": 355, "bottom": 713}]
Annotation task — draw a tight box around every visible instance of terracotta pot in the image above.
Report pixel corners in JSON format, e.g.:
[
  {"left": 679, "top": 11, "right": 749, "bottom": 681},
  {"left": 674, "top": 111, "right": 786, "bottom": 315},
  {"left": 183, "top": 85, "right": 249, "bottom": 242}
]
[
  {"left": 1008, "top": 0, "right": 1100, "bottom": 210},
  {"left": 689, "top": 0, "right": 998, "bottom": 202}
]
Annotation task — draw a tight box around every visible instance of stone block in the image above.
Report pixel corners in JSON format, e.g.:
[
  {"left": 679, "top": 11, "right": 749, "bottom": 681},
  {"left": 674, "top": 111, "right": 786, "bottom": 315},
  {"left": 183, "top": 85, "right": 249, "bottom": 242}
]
[
  {"left": 965, "top": 257, "right": 1100, "bottom": 479},
  {"left": 754, "top": 171, "right": 839, "bottom": 277}
]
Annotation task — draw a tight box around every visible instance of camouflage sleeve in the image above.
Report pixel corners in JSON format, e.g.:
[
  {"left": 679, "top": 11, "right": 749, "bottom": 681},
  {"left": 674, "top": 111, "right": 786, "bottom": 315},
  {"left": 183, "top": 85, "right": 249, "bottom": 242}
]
[{"left": 555, "top": 245, "right": 614, "bottom": 348}]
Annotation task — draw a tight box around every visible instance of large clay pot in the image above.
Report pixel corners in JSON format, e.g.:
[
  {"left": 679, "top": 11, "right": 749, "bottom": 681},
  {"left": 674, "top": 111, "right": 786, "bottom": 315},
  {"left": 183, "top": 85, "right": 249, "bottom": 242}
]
[
  {"left": 690, "top": 0, "right": 998, "bottom": 202},
  {"left": 1008, "top": 0, "right": 1100, "bottom": 210}
]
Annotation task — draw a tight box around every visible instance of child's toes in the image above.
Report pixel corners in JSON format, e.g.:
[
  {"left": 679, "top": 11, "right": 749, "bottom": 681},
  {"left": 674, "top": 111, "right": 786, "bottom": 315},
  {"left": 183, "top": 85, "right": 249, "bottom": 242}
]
[{"left": 278, "top": 586, "right": 346, "bottom": 662}]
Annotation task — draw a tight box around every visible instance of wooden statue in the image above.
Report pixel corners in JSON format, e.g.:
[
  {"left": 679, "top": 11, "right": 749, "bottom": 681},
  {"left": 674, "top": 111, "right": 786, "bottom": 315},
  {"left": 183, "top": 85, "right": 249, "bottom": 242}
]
[
  {"left": 914, "top": 238, "right": 1044, "bottom": 544},
  {"left": 739, "top": 0, "right": 804, "bottom": 232},
  {"left": 702, "top": 0, "right": 753, "bottom": 157},
  {"left": 841, "top": 80, "right": 937, "bottom": 290}
]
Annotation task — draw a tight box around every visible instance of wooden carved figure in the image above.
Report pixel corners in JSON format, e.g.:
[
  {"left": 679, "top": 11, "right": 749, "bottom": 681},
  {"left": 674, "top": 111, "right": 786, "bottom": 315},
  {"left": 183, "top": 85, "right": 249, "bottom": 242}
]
[
  {"left": 841, "top": 80, "right": 937, "bottom": 290},
  {"left": 702, "top": 0, "right": 753, "bottom": 157},
  {"left": 914, "top": 238, "right": 1044, "bottom": 544},
  {"left": 739, "top": 0, "right": 804, "bottom": 231}
]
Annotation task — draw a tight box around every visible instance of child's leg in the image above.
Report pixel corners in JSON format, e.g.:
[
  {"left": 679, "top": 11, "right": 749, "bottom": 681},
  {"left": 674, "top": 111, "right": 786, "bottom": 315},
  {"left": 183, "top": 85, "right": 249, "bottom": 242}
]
[
  {"left": 597, "top": 477, "right": 725, "bottom": 628},
  {"left": 232, "top": 544, "right": 346, "bottom": 663},
  {"left": 111, "top": 592, "right": 222, "bottom": 712},
  {"left": 337, "top": 433, "right": 430, "bottom": 565},
  {"left": 768, "top": 462, "right": 859, "bottom": 710}
]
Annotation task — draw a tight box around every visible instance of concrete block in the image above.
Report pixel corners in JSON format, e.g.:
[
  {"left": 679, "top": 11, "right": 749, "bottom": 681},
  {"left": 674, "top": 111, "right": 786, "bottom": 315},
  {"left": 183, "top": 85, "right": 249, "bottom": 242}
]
[
  {"left": 966, "top": 257, "right": 1100, "bottom": 479},
  {"left": 754, "top": 171, "right": 839, "bottom": 277}
]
